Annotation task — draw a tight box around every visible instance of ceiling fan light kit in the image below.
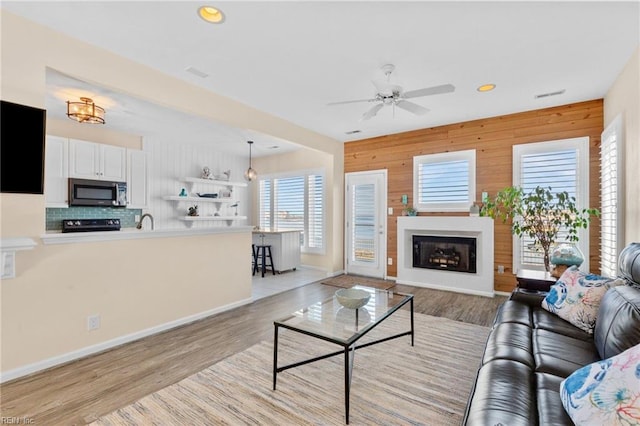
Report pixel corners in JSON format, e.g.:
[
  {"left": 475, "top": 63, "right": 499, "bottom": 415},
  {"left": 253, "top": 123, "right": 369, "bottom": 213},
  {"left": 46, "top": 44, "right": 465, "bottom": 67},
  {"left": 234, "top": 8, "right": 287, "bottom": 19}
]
[{"left": 328, "top": 64, "right": 455, "bottom": 121}]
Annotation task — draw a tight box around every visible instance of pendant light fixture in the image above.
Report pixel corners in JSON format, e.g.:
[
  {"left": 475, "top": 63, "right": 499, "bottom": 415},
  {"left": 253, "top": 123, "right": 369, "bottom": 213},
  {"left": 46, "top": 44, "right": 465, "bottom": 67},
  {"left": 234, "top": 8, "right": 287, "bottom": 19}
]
[
  {"left": 66, "top": 97, "right": 105, "bottom": 124},
  {"left": 244, "top": 140, "right": 257, "bottom": 181}
]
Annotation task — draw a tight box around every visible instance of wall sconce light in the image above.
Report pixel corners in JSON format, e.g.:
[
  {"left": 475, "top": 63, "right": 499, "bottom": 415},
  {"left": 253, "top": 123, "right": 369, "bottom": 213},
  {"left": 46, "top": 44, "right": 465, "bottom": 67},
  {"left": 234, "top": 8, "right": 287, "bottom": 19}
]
[
  {"left": 66, "top": 97, "right": 105, "bottom": 124},
  {"left": 244, "top": 140, "right": 257, "bottom": 181}
]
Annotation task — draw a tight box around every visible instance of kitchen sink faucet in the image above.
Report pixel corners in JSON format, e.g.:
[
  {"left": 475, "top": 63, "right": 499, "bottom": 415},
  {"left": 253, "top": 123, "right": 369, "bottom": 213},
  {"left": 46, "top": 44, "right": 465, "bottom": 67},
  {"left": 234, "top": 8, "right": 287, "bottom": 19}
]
[{"left": 136, "top": 213, "right": 154, "bottom": 230}]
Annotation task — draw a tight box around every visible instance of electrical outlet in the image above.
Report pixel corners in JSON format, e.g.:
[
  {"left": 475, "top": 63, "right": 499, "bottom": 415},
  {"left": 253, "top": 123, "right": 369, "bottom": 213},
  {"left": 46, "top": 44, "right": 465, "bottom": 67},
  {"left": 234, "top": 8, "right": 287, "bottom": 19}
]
[
  {"left": 87, "top": 314, "right": 101, "bottom": 331},
  {"left": 497, "top": 265, "right": 505, "bottom": 274},
  {"left": 388, "top": 207, "right": 393, "bottom": 215},
  {"left": 134, "top": 214, "right": 141, "bottom": 222},
  {"left": 388, "top": 257, "right": 393, "bottom": 265}
]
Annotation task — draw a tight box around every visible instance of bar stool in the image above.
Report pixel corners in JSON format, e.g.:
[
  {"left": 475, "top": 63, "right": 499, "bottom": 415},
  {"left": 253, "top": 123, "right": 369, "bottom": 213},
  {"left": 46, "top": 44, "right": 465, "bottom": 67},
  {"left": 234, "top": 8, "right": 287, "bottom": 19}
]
[
  {"left": 253, "top": 244, "right": 275, "bottom": 277},
  {"left": 251, "top": 244, "right": 258, "bottom": 273}
]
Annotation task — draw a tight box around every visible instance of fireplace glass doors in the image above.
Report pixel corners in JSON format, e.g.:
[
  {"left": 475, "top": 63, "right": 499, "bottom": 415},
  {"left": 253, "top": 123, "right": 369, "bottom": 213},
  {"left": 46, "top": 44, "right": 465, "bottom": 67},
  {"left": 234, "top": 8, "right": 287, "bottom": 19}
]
[{"left": 412, "top": 235, "right": 477, "bottom": 273}]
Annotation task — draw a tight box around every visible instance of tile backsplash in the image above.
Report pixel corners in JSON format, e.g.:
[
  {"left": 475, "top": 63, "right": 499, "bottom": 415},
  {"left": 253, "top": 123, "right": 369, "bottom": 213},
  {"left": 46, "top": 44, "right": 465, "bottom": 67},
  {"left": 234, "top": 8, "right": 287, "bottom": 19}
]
[{"left": 46, "top": 207, "right": 142, "bottom": 231}]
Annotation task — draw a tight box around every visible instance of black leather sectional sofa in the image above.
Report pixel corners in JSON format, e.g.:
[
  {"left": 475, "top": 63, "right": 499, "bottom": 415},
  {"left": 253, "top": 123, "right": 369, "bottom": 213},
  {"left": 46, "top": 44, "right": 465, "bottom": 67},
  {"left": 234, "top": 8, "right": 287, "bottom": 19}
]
[{"left": 463, "top": 242, "right": 640, "bottom": 425}]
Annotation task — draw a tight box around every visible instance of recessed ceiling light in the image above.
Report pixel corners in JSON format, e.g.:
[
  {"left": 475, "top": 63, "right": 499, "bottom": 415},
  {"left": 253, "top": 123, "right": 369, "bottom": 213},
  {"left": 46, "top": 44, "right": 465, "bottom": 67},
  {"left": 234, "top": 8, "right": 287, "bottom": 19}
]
[
  {"left": 477, "top": 84, "right": 496, "bottom": 92},
  {"left": 198, "top": 6, "right": 225, "bottom": 24}
]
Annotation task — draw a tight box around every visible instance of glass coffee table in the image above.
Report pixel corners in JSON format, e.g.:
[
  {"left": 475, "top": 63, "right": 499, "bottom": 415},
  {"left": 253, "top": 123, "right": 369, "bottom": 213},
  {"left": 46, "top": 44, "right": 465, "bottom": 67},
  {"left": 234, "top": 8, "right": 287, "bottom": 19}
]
[{"left": 272, "top": 285, "right": 414, "bottom": 424}]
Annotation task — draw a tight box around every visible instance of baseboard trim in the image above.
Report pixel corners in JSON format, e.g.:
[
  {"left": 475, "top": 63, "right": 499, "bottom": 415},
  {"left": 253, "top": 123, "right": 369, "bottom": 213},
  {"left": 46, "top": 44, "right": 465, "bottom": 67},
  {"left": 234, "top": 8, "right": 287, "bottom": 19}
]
[
  {"left": 395, "top": 279, "right": 495, "bottom": 298},
  {"left": 0, "top": 297, "right": 253, "bottom": 384},
  {"left": 326, "top": 269, "right": 345, "bottom": 277}
]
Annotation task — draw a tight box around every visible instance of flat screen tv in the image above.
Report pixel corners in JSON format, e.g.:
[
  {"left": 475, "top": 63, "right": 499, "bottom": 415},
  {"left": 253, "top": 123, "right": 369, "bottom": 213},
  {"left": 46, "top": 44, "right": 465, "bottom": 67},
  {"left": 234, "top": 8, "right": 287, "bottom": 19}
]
[{"left": 1, "top": 100, "right": 47, "bottom": 194}]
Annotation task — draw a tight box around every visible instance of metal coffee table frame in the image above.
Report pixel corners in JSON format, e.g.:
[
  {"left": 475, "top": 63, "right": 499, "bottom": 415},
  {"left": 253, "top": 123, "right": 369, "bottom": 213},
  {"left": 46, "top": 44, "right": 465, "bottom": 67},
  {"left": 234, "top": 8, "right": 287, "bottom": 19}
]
[{"left": 272, "top": 287, "right": 414, "bottom": 424}]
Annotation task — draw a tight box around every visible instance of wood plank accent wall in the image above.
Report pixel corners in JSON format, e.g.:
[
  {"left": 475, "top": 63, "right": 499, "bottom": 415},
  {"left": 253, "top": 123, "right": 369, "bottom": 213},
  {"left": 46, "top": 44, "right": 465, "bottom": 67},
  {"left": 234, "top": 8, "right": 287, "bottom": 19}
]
[{"left": 344, "top": 99, "right": 603, "bottom": 293}]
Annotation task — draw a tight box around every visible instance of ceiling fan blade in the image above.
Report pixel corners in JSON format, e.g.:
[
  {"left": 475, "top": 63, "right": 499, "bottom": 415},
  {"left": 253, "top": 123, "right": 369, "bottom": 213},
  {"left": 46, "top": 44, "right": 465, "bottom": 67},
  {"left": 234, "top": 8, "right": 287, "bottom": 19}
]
[
  {"left": 395, "top": 100, "right": 429, "bottom": 115},
  {"left": 360, "top": 103, "right": 384, "bottom": 121},
  {"left": 402, "top": 84, "right": 455, "bottom": 99},
  {"left": 327, "top": 98, "right": 375, "bottom": 106}
]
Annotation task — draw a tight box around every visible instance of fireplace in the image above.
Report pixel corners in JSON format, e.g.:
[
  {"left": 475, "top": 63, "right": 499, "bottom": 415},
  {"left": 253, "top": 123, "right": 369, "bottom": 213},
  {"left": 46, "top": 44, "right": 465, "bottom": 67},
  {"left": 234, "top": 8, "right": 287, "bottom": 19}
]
[
  {"left": 397, "top": 217, "right": 493, "bottom": 297},
  {"left": 412, "top": 235, "right": 477, "bottom": 273}
]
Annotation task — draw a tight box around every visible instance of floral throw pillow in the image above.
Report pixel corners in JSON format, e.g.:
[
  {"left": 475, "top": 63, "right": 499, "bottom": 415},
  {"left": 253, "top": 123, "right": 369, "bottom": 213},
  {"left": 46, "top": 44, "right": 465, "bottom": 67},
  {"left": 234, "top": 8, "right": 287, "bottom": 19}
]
[
  {"left": 560, "top": 342, "right": 640, "bottom": 425},
  {"left": 541, "top": 266, "right": 624, "bottom": 334}
]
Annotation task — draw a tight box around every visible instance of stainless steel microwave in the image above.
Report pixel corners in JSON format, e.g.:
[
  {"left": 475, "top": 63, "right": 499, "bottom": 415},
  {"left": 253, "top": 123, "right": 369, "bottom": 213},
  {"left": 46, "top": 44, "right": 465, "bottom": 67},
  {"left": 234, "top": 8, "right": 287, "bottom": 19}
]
[{"left": 68, "top": 178, "right": 127, "bottom": 207}]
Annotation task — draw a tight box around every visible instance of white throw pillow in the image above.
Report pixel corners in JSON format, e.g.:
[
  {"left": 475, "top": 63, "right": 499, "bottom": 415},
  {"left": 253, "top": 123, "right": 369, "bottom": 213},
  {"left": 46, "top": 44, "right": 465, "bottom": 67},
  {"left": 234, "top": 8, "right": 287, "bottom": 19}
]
[
  {"left": 560, "top": 342, "right": 640, "bottom": 425},
  {"left": 541, "top": 266, "right": 624, "bottom": 333}
]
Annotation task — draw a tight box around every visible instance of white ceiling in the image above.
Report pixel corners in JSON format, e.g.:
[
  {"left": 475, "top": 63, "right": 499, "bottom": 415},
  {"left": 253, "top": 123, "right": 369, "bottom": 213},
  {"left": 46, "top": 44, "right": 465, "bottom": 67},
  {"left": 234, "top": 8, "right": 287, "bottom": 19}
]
[{"left": 3, "top": 1, "right": 639, "bottom": 157}]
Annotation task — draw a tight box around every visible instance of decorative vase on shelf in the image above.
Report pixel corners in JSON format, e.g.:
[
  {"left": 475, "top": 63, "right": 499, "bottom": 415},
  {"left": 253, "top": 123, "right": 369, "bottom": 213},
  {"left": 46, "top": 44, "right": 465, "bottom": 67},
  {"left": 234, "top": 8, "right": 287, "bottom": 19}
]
[
  {"left": 403, "top": 207, "right": 417, "bottom": 216},
  {"left": 550, "top": 242, "right": 585, "bottom": 268}
]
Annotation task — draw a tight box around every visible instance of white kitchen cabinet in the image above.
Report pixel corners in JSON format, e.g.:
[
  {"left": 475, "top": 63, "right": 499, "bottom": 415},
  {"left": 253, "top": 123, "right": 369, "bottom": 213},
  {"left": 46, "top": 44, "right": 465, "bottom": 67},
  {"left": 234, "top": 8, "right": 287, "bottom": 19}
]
[
  {"left": 127, "top": 149, "right": 148, "bottom": 208},
  {"left": 69, "top": 139, "right": 126, "bottom": 181},
  {"left": 44, "top": 135, "right": 69, "bottom": 207},
  {"left": 252, "top": 230, "right": 301, "bottom": 272}
]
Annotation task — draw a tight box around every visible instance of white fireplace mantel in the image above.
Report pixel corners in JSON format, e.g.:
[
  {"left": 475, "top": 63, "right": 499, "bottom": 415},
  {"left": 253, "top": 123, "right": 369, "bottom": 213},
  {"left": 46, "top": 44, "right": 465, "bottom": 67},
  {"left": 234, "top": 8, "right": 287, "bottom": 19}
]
[{"left": 397, "top": 216, "right": 494, "bottom": 297}]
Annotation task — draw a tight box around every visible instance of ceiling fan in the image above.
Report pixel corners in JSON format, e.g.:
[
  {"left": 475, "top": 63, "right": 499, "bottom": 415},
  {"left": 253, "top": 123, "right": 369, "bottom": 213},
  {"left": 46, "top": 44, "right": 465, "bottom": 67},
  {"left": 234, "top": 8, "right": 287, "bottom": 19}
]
[{"left": 328, "top": 64, "right": 455, "bottom": 121}]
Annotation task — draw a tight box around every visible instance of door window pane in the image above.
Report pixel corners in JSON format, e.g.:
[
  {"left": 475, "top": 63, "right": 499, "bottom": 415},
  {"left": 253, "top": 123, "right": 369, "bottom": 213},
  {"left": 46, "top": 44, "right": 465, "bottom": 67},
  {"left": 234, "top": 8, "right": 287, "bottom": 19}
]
[{"left": 352, "top": 183, "right": 375, "bottom": 262}]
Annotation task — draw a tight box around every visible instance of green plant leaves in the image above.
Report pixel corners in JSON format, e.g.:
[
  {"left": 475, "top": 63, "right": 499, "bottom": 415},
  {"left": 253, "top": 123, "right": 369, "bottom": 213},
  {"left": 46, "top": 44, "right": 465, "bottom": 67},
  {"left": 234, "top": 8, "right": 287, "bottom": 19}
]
[{"left": 480, "top": 185, "right": 599, "bottom": 270}]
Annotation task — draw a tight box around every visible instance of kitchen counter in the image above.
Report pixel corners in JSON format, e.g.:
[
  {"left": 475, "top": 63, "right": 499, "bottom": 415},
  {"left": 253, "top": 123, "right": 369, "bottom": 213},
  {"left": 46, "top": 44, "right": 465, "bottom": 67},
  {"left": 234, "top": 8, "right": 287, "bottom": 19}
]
[{"left": 41, "top": 226, "right": 253, "bottom": 245}]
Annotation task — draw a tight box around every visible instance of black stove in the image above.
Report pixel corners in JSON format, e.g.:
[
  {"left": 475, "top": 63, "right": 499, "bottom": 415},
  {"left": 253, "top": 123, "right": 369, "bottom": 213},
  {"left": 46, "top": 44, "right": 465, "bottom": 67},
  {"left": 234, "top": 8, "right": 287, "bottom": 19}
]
[{"left": 62, "top": 218, "right": 121, "bottom": 233}]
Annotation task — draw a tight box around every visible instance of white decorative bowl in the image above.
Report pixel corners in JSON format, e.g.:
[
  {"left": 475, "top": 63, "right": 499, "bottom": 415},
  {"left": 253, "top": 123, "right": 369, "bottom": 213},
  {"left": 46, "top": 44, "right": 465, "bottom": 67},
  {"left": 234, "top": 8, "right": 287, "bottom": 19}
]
[{"left": 335, "top": 288, "right": 371, "bottom": 309}]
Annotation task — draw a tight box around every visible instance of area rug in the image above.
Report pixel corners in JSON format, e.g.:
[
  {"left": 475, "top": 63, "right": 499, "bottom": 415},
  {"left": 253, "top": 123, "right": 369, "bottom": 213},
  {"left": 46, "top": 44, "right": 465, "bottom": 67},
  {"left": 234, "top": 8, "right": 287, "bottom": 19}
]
[
  {"left": 322, "top": 274, "right": 396, "bottom": 290},
  {"left": 90, "top": 311, "right": 489, "bottom": 425}
]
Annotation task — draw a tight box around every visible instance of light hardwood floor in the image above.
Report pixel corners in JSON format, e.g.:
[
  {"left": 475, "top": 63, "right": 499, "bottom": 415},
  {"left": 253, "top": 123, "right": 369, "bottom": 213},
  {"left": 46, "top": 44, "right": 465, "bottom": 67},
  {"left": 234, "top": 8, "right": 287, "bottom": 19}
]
[{"left": 0, "top": 276, "right": 507, "bottom": 425}]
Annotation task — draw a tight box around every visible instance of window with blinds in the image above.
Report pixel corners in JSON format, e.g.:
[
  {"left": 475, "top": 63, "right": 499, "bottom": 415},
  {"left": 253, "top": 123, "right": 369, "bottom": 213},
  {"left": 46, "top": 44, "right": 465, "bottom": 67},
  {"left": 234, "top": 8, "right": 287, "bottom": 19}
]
[
  {"left": 600, "top": 116, "right": 623, "bottom": 278},
  {"left": 413, "top": 149, "right": 476, "bottom": 212},
  {"left": 258, "top": 171, "right": 325, "bottom": 253},
  {"left": 258, "top": 179, "right": 271, "bottom": 230},
  {"left": 513, "top": 137, "right": 589, "bottom": 272}
]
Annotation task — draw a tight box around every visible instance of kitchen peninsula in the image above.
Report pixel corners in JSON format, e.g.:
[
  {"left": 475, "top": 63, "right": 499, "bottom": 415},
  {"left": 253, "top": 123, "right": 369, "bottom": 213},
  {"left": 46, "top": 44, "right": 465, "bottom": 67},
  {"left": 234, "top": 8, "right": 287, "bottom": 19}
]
[
  {"left": 1, "top": 223, "right": 253, "bottom": 382},
  {"left": 252, "top": 230, "right": 301, "bottom": 273}
]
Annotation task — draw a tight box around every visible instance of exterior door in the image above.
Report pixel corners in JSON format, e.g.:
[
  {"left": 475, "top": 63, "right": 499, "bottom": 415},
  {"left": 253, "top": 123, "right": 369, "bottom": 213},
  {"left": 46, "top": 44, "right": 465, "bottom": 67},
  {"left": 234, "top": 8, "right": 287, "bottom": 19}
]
[{"left": 345, "top": 170, "right": 387, "bottom": 278}]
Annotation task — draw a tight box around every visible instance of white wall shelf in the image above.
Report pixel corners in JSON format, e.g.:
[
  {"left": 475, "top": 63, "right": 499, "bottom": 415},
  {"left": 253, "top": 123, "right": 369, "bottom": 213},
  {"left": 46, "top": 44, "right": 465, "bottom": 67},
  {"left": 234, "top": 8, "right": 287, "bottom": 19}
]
[
  {"left": 180, "top": 215, "right": 247, "bottom": 227},
  {"left": 164, "top": 177, "right": 247, "bottom": 228},
  {"left": 181, "top": 216, "right": 247, "bottom": 221},
  {"left": 183, "top": 177, "right": 247, "bottom": 190},
  {"left": 1, "top": 238, "right": 37, "bottom": 279},
  {"left": 163, "top": 195, "right": 235, "bottom": 204}
]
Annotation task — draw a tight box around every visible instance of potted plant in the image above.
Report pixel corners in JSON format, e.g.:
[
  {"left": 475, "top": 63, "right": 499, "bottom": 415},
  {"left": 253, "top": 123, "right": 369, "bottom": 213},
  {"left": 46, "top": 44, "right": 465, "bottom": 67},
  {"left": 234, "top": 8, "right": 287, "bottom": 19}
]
[
  {"left": 480, "top": 186, "right": 599, "bottom": 272},
  {"left": 403, "top": 206, "right": 418, "bottom": 216}
]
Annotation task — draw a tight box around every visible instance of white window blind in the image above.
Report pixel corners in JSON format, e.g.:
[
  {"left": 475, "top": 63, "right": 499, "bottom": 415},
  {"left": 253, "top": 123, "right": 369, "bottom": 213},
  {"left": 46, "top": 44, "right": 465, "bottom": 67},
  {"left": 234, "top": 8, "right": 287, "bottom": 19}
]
[
  {"left": 307, "top": 174, "right": 324, "bottom": 250},
  {"left": 513, "top": 137, "right": 589, "bottom": 272},
  {"left": 274, "top": 176, "right": 304, "bottom": 232},
  {"left": 413, "top": 149, "right": 476, "bottom": 212},
  {"left": 258, "top": 170, "right": 325, "bottom": 253},
  {"left": 600, "top": 116, "right": 623, "bottom": 278},
  {"left": 352, "top": 183, "right": 375, "bottom": 262},
  {"left": 519, "top": 149, "right": 577, "bottom": 267},
  {"left": 259, "top": 179, "right": 271, "bottom": 230}
]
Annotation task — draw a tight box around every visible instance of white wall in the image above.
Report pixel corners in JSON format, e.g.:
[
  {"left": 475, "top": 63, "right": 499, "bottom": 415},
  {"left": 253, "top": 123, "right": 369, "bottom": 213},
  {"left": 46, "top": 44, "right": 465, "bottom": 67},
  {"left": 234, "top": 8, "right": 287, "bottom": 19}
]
[{"left": 604, "top": 45, "right": 640, "bottom": 244}]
